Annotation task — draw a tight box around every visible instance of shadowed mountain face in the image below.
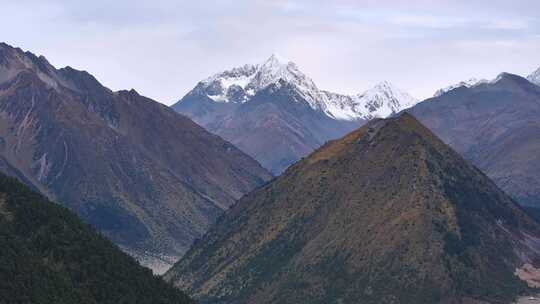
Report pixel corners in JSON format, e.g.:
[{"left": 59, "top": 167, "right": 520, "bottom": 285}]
[
  {"left": 175, "top": 80, "right": 363, "bottom": 174},
  {"left": 0, "top": 42, "right": 272, "bottom": 272},
  {"left": 0, "top": 173, "right": 194, "bottom": 303},
  {"left": 165, "top": 114, "right": 540, "bottom": 304},
  {"left": 408, "top": 73, "right": 540, "bottom": 210},
  {"left": 177, "top": 80, "right": 362, "bottom": 174}
]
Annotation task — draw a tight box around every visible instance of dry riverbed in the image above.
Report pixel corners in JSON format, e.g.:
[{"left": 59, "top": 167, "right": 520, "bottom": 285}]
[{"left": 515, "top": 295, "right": 540, "bottom": 304}]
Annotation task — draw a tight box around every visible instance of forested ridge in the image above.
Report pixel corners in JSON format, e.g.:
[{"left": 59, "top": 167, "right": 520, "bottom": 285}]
[{"left": 0, "top": 174, "right": 193, "bottom": 304}]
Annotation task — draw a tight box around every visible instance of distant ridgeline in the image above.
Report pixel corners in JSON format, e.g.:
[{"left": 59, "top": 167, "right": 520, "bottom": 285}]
[
  {"left": 409, "top": 72, "right": 540, "bottom": 213},
  {"left": 0, "top": 173, "right": 193, "bottom": 304}
]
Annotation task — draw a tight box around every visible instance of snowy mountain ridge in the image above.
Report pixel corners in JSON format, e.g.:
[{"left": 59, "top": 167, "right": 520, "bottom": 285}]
[
  {"left": 433, "top": 70, "right": 540, "bottom": 97},
  {"left": 191, "top": 54, "right": 418, "bottom": 121},
  {"left": 527, "top": 67, "right": 540, "bottom": 86},
  {"left": 433, "top": 78, "right": 489, "bottom": 97}
]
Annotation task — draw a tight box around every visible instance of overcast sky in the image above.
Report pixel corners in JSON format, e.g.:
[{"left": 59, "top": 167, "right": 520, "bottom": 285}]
[{"left": 1, "top": 0, "right": 539, "bottom": 104}]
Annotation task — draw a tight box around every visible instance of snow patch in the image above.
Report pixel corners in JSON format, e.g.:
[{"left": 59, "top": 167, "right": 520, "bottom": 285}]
[
  {"left": 121, "top": 247, "right": 179, "bottom": 275},
  {"left": 352, "top": 81, "right": 418, "bottom": 119}
]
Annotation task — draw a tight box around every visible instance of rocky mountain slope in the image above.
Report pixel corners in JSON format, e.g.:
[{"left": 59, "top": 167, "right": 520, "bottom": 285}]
[
  {"left": 409, "top": 73, "right": 540, "bottom": 210},
  {"left": 0, "top": 173, "right": 193, "bottom": 303},
  {"left": 0, "top": 42, "right": 272, "bottom": 272},
  {"left": 173, "top": 55, "right": 417, "bottom": 174},
  {"left": 165, "top": 113, "right": 540, "bottom": 304}
]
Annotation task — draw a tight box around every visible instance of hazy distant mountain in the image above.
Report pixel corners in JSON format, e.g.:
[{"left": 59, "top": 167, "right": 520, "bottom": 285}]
[
  {"left": 173, "top": 55, "right": 418, "bottom": 174},
  {"left": 0, "top": 173, "right": 193, "bottom": 303},
  {"left": 409, "top": 73, "right": 540, "bottom": 210},
  {"left": 0, "top": 42, "right": 271, "bottom": 272},
  {"left": 165, "top": 113, "right": 540, "bottom": 304}
]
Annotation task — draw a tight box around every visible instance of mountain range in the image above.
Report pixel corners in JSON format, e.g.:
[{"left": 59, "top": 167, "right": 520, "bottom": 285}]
[
  {"left": 408, "top": 72, "right": 540, "bottom": 211},
  {"left": 165, "top": 113, "right": 540, "bottom": 304},
  {"left": 0, "top": 42, "right": 272, "bottom": 273},
  {"left": 3, "top": 40, "right": 540, "bottom": 303},
  {"left": 173, "top": 54, "right": 418, "bottom": 174}
]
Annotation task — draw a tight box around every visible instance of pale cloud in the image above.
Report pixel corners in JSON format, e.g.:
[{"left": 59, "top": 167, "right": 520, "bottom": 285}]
[
  {"left": 0, "top": 0, "right": 538, "bottom": 103},
  {"left": 483, "top": 20, "right": 530, "bottom": 30}
]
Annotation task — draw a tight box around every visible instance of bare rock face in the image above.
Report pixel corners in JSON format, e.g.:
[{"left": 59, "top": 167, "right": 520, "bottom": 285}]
[
  {"left": 409, "top": 73, "right": 540, "bottom": 210},
  {"left": 165, "top": 113, "right": 540, "bottom": 304},
  {"left": 0, "top": 42, "right": 272, "bottom": 272}
]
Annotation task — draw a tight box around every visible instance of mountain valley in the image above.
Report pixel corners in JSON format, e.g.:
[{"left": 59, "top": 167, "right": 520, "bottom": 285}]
[{"left": 0, "top": 42, "right": 272, "bottom": 272}]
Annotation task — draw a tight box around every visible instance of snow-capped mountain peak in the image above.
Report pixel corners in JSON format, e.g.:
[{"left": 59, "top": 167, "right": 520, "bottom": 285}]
[
  {"left": 254, "top": 54, "right": 303, "bottom": 86},
  {"left": 354, "top": 81, "right": 418, "bottom": 118},
  {"left": 527, "top": 67, "right": 540, "bottom": 86},
  {"left": 197, "top": 54, "right": 320, "bottom": 105},
  {"left": 336, "top": 81, "right": 418, "bottom": 119},
  {"left": 248, "top": 55, "right": 320, "bottom": 105},
  {"left": 187, "top": 56, "right": 418, "bottom": 121}
]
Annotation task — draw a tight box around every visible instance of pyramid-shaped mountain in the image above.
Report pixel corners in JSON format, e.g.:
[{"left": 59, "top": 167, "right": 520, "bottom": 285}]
[{"left": 165, "top": 113, "right": 540, "bottom": 304}]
